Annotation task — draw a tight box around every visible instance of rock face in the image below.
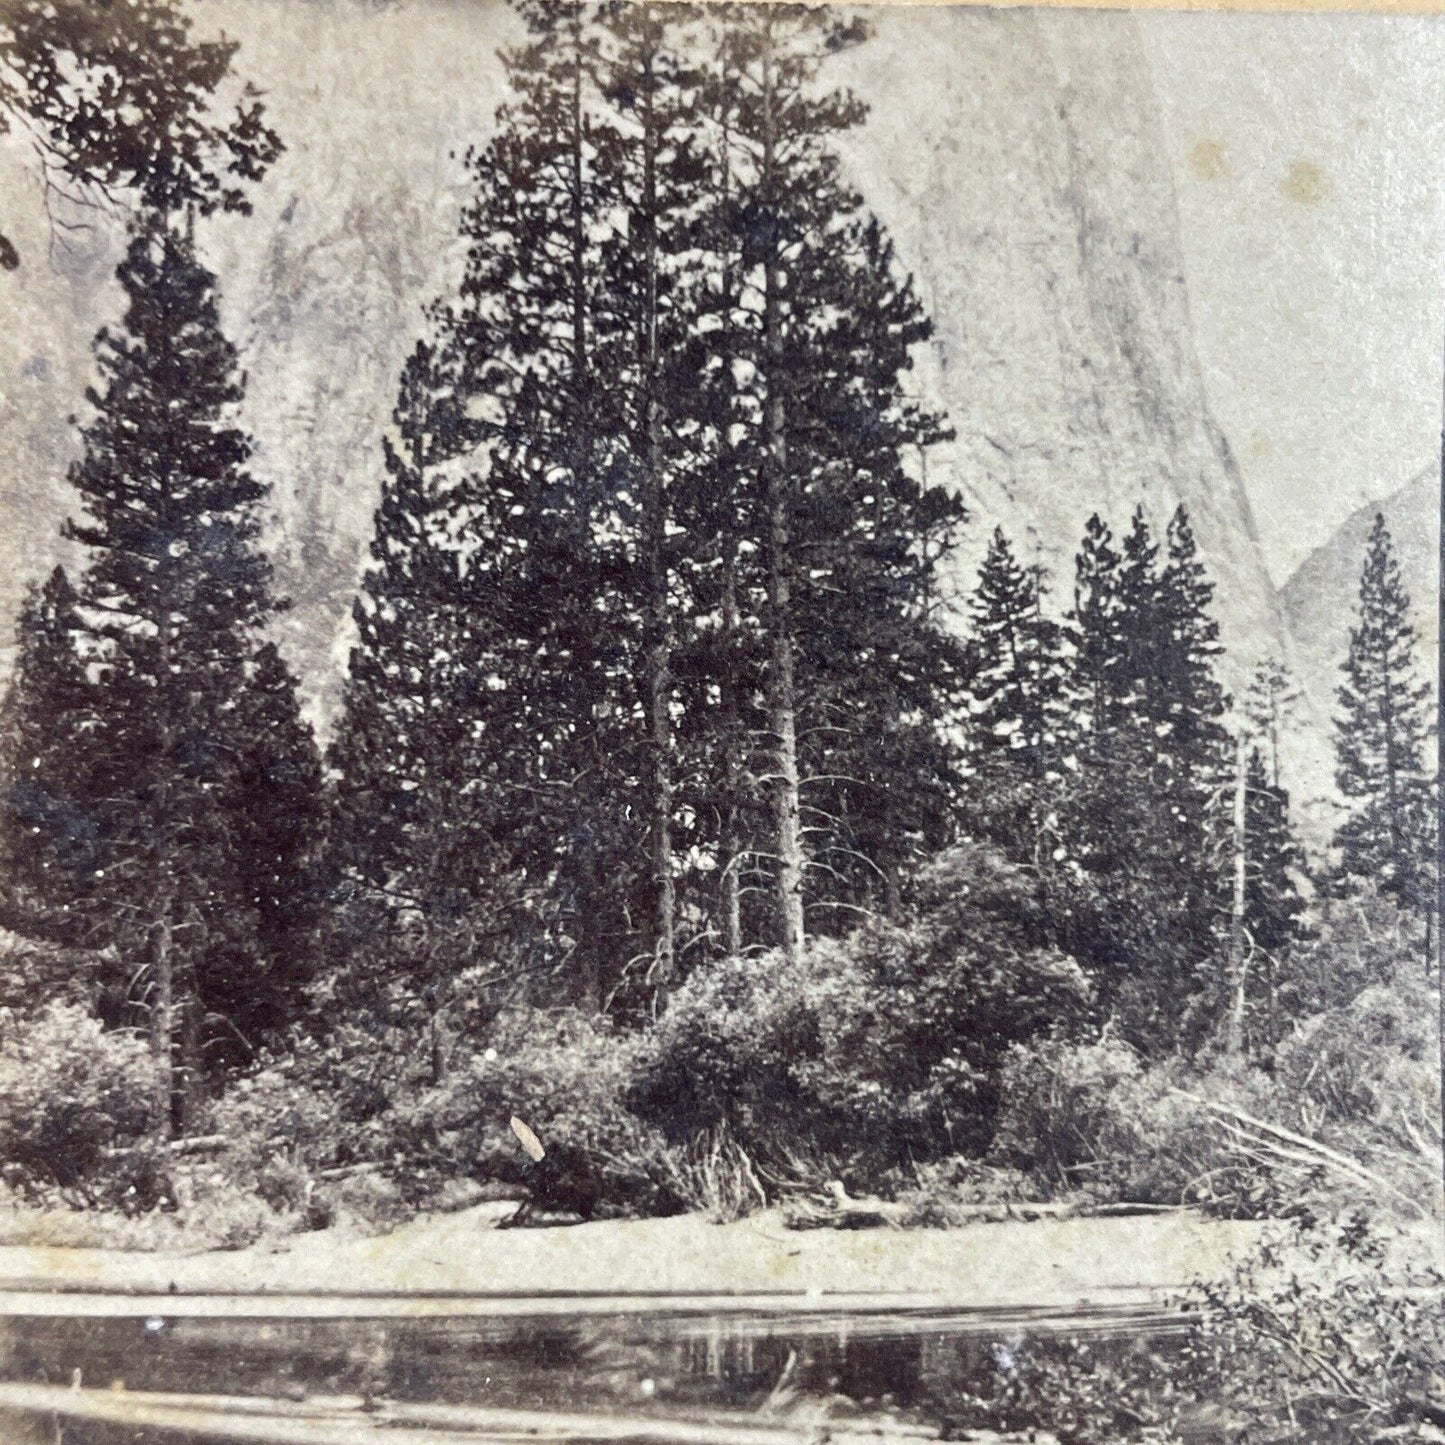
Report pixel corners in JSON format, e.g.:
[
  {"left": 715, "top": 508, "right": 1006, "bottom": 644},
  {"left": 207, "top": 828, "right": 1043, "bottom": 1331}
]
[
  {"left": 840, "top": 6, "right": 1289, "bottom": 692},
  {"left": 0, "top": 5, "right": 1309, "bottom": 753},
  {"left": 1281, "top": 463, "right": 1439, "bottom": 755}
]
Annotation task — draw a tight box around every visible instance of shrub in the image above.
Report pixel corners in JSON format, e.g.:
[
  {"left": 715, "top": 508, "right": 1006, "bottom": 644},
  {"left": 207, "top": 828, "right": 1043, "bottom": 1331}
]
[
  {"left": 633, "top": 844, "right": 1092, "bottom": 1193},
  {"left": 991, "top": 1035, "right": 1292, "bottom": 1215},
  {"left": 0, "top": 1003, "right": 161, "bottom": 1208},
  {"left": 211, "top": 1058, "right": 345, "bottom": 1173},
  {"left": 392, "top": 1006, "right": 685, "bottom": 1218},
  {"left": 990, "top": 1033, "right": 1143, "bottom": 1193},
  {"left": 1179, "top": 1216, "right": 1445, "bottom": 1444}
]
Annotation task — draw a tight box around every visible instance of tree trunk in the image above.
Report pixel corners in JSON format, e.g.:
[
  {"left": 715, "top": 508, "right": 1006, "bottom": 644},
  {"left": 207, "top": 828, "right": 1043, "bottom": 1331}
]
[
  {"left": 149, "top": 902, "right": 175, "bottom": 1142},
  {"left": 639, "top": 51, "right": 675, "bottom": 991},
  {"left": 719, "top": 541, "right": 744, "bottom": 958},
  {"left": 1226, "top": 732, "right": 1248, "bottom": 1055},
  {"left": 760, "top": 19, "right": 804, "bottom": 967},
  {"left": 175, "top": 962, "right": 203, "bottom": 1137},
  {"left": 715, "top": 58, "right": 743, "bottom": 961}
]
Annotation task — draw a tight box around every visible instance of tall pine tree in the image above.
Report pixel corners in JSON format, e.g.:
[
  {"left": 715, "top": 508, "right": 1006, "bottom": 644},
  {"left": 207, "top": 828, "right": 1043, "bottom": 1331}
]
[
  {"left": 9, "top": 214, "right": 321, "bottom": 1133},
  {"left": 962, "top": 528, "right": 1064, "bottom": 861},
  {"left": 1055, "top": 506, "right": 1234, "bottom": 1050},
  {"left": 1333, "top": 513, "right": 1435, "bottom": 924}
]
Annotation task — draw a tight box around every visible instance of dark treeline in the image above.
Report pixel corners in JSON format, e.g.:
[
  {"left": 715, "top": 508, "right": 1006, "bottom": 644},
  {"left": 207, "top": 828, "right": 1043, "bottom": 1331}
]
[{"left": 0, "top": 2, "right": 1435, "bottom": 1229}]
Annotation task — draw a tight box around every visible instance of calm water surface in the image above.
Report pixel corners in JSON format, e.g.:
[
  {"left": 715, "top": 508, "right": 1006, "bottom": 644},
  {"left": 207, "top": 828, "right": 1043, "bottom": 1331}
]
[{"left": 0, "top": 1303, "right": 1185, "bottom": 1441}]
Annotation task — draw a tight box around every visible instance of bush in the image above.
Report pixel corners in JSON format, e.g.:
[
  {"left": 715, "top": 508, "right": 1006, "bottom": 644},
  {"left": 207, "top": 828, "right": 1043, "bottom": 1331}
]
[
  {"left": 990, "top": 1033, "right": 1144, "bottom": 1194},
  {"left": 991, "top": 1034, "right": 1293, "bottom": 1215},
  {"left": 1178, "top": 1216, "right": 1445, "bottom": 1444},
  {"left": 0, "top": 1003, "right": 162, "bottom": 1209},
  {"left": 633, "top": 844, "right": 1092, "bottom": 1193},
  {"left": 388, "top": 1006, "right": 685, "bottom": 1219}
]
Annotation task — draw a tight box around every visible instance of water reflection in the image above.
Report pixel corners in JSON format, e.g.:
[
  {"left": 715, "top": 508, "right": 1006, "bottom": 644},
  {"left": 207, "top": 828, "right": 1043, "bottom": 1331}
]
[{"left": 0, "top": 1304, "right": 1181, "bottom": 1438}]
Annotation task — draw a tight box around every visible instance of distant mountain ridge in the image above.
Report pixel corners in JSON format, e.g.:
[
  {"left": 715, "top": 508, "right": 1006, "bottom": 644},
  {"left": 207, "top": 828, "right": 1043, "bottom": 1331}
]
[{"left": 1281, "top": 464, "right": 1439, "bottom": 748}]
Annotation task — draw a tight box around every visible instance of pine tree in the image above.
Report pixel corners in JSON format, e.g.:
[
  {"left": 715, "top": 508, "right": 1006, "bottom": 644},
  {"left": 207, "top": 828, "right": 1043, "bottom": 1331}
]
[
  {"left": 0, "top": 0, "right": 282, "bottom": 266},
  {"left": 710, "top": 5, "right": 963, "bottom": 944},
  {"left": 967, "top": 529, "right": 1063, "bottom": 771},
  {"left": 1243, "top": 657, "right": 1302, "bottom": 789},
  {"left": 1065, "top": 513, "right": 1127, "bottom": 747},
  {"left": 1333, "top": 514, "right": 1435, "bottom": 921},
  {"left": 31, "top": 214, "right": 319, "bottom": 1133},
  {"left": 1244, "top": 746, "right": 1305, "bottom": 960},
  {"left": 1154, "top": 506, "right": 1231, "bottom": 783},
  {"left": 1054, "top": 506, "right": 1234, "bottom": 1050},
  {"left": 962, "top": 529, "right": 1063, "bottom": 862},
  {"left": 439, "top": 0, "right": 655, "bottom": 1009},
  {"left": 226, "top": 641, "right": 325, "bottom": 1036},
  {"left": 326, "top": 341, "right": 519, "bottom": 1070},
  {"left": 346, "top": 1, "right": 964, "bottom": 1007},
  {"left": 0, "top": 567, "right": 97, "bottom": 942}
]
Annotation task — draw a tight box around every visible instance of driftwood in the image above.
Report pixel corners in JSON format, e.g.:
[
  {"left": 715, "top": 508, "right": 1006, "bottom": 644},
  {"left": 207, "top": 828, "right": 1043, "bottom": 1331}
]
[
  {"left": 1172, "top": 1089, "right": 1431, "bottom": 1218},
  {"left": 786, "top": 1180, "right": 908, "bottom": 1230},
  {"left": 167, "top": 1134, "right": 231, "bottom": 1157},
  {"left": 786, "top": 1180, "right": 1183, "bottom": 1231}
]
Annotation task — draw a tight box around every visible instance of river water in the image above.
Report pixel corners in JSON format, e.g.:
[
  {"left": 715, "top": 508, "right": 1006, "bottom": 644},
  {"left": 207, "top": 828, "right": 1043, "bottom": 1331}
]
[{"left": 0, "top": 1301, "right": 1184, "bottom": 1441}]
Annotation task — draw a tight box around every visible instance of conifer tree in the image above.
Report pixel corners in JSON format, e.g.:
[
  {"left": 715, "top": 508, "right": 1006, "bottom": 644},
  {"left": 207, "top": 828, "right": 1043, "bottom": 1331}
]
[
  {"left": 0, "top": 0, "right": 282, "bottom": 266},
  {"left": 963, "top": 528, "right": 1063, "bottom": 861},
  {"left": 439, "top": 0, "right": 655, "bottom": 1008},
  {"left": 1333, "top": 514, "right": 1435, "bottom": 921},
  {"left": 0, "top": 567, "right": 96, "bottom": 942},
  {"left": 1065, "top": 513, "right": 1126, "bottom": 745},
  {"left": 968, "top": 529, "right": 1063, "bottom": 770},
  {"left": 326, "top": 341, "right": 521, "bottom": 1068},
  {"left": 710, "top": 5, "right": 963, "bottom": 944},
  {"left": 1154, "top": 506, "right": 1231, "bottom": 781},
  {"left": 226, "top": 641, "right": 325, "bottom": 1034},
  {"left": 21, "top": 214, "right": 320, "bottom": 1133},
  {"left": 342, "top": 1, "right": 964, "bottom": 1008},
  {"left": 1243, "top": 745, "right": 1305, "bottom": 960},
  {"left": 1056, "top": 506, "right": 1234, "bottom": 1050},
  {"left": 1244, "top": 656, "right": 1302, "bottom": 790}
]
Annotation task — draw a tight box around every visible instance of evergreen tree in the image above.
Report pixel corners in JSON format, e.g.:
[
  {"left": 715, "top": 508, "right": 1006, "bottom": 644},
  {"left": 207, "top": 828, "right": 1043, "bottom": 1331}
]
[
  {"left": 710, "top": 5, "right": 963, "bottom": 944},
  {"left": 1243, "top": 656, "right": 1302, "bottom": 790},
  {"left": 21, "top": 214, "right": 319, "bottom": 1133},
  {"left": 1333, "top": 514, "right": 1435, "bottom": 921},
  {"left": 0, "top": 0, "right": 282, "bottom": 265},
  {"left": 962, "top": 528, "right": 1064, "bottom": 861},
  {"left": 1243, "top": 745, "right": 1305, "bottom": 962},
  {"left": 1055, "top": 506, "right": 1234, "bottom": 1051},
  {"left": 326, "top": 341, "right": 520, "bottom": 1071},
  {"left": 439, "top": 0, "right": 655, "bottom": 1009},
  {"left": 967, "top": 529, "right": 1063, "bottom": 769},
  {"left": 226, "top": 641, "right": 325, "bottom": 1034},
  {"left": 0, "top": 567, "right": 97, "bottom": 942},
  {"left": 1065, "top": 513, "right": 1127, "bottom": 746},
  {"left": 1154, "top": 506, "right": 1231, "bottom": 783}
]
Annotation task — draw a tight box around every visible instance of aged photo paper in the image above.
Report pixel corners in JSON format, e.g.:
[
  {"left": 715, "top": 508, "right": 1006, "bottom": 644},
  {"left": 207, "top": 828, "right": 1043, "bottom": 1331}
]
[{"left": 0, "top": 0, "right": 1440, "bottom": 1439}]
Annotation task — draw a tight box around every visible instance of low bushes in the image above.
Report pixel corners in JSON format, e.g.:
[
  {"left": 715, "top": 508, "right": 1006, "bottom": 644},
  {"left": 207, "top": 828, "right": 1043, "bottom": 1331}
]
[
  {"left": 376, "top": 1006, "right": 685, "bottom": 1219},
  {"left": 0, "top": 1002, "right": 161, "bottom": 1210},
  {"left": 631, "top": 844, "right": 1091, "bottom": 1194}
]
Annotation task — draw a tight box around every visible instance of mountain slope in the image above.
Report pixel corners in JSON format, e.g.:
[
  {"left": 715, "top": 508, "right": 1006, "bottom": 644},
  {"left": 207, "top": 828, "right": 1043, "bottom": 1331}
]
[
  {"left": 839, "top": 7, "right": 1289, "bottom": 691},
  {"left": 1281, "top": 464, "right": 1439, "bottom": 747}
]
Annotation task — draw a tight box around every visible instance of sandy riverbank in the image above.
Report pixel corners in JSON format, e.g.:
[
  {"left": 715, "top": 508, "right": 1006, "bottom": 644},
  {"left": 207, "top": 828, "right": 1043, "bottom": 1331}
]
[{"left": 0, "top": 1206, "right": 1264, "bottom": 1312}]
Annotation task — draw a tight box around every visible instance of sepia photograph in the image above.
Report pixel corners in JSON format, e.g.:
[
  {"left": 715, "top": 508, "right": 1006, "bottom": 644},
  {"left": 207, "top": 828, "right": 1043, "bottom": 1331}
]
[{"left": 0, "top": 0, "right": 1440, "bottom": 1439}]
